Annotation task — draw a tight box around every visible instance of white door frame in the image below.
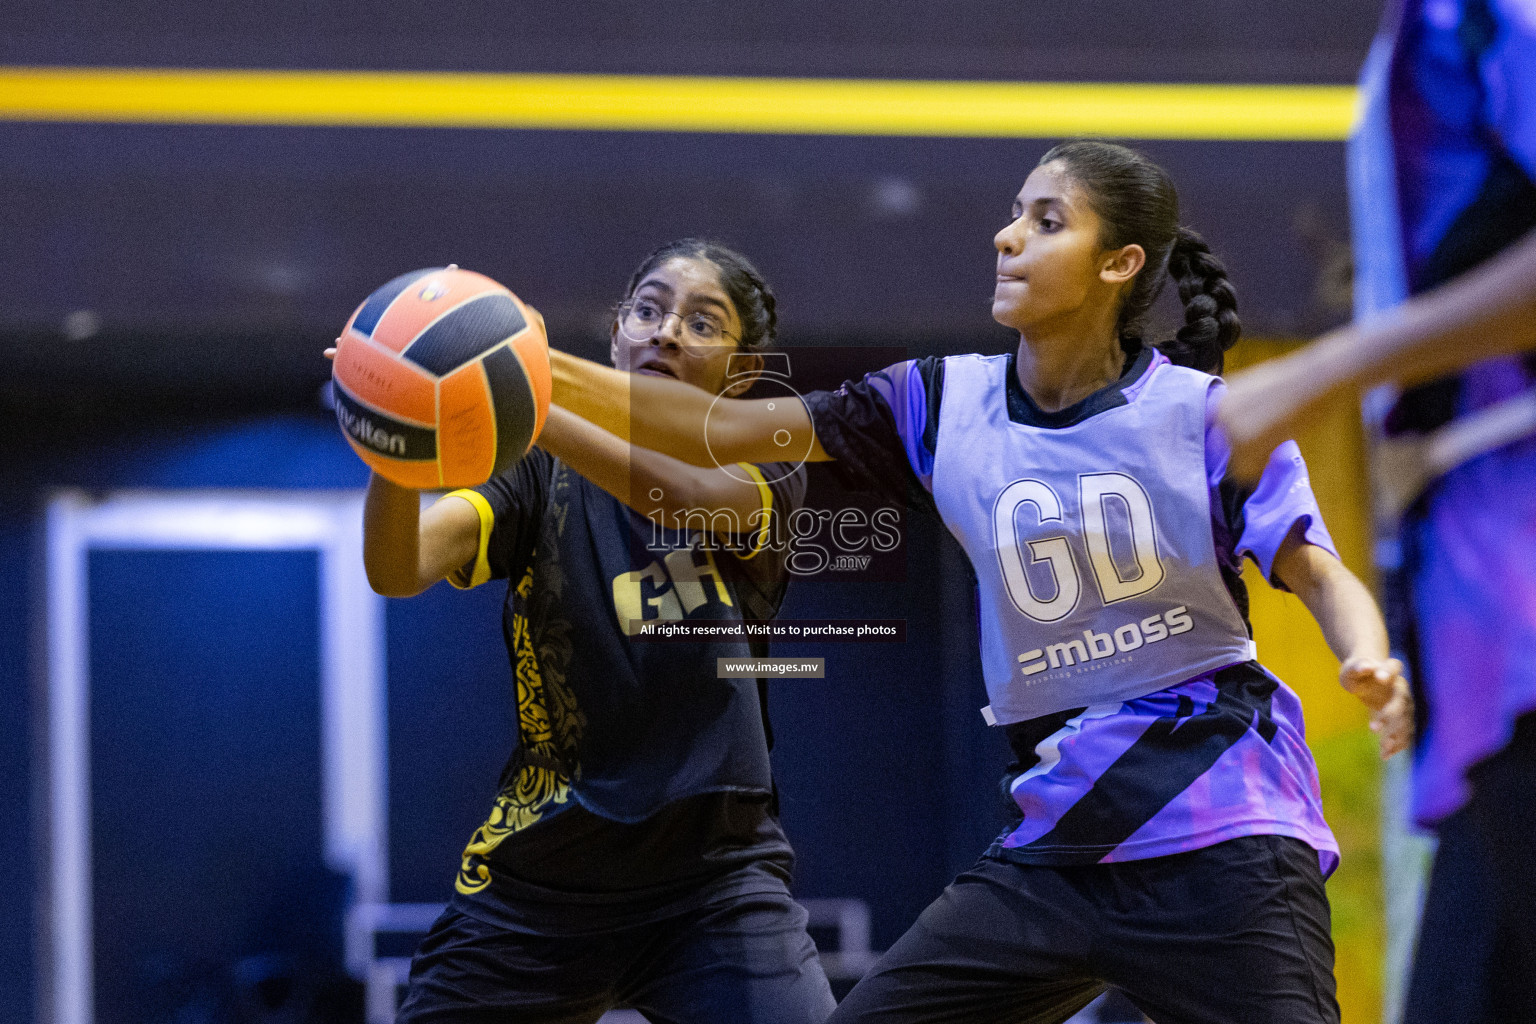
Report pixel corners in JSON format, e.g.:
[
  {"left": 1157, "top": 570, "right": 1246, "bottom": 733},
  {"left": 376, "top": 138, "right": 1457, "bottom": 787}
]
[{"left": 39, "top": 489, "right": 386, "bottom": 1024}]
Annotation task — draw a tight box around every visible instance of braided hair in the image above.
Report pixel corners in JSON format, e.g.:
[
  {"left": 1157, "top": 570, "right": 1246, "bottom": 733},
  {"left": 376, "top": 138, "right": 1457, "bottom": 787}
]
[
  {"left": 1037, "top": 141, "right": 1241, "bottom": 374},
  {"left": 621, "top": 238, "right": 778, "bottom": 352}
]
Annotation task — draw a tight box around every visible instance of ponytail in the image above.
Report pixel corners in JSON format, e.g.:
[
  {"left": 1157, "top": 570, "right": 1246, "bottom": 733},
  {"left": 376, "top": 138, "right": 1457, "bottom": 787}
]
[
  {"left": 1161, "top": 227, "right": 1241, "bottom": 374},
  {"left": 1038, "top": 142, "right": 1242, "bottom": 375}
]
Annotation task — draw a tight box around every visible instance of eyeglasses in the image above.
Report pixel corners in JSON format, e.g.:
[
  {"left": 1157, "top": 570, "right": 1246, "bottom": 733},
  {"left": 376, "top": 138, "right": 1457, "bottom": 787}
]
[{"left": 616, "top": 299, "right": 738, "bottom": 357}]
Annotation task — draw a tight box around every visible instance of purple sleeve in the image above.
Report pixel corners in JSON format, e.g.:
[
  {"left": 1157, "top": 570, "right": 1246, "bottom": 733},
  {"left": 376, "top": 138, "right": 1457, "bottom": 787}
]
[
  {"left": 1205, "top": 382, "right": 1338, "bottom": 588},
  {"left": 802, "top": 358, "right": 939, "bottom": 502},
  {"left": 875, "top": 359, "right": 937, "bottom": 490},
  {"left": 1487, "top": 1, "right": 1536, "bottom": 182}
]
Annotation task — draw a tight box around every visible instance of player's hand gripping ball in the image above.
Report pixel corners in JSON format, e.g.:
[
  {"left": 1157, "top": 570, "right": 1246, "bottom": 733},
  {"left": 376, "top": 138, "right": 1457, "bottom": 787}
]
[{"left": 331, "top": 266, "right": 550, "bottom": 488}]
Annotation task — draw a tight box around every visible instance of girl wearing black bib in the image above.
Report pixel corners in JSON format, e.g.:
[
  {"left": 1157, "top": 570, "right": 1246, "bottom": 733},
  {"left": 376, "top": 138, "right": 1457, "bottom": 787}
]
[{"left": 358, "top": 240, "right": 835, "bottom": 1024}]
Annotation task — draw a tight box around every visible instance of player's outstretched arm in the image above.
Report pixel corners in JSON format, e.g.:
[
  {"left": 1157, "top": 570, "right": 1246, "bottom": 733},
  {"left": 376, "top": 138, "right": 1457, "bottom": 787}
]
[
  {"left": 1271, "top": 532, "right": 1414, "bottom": 759},
  {"left": 362, "top": 473, "right": 481, "bottom": 598},
  {"left": 537, "top": 404, "right": 772, "bottom": 535},
  {"left": 548, "top": 349, "right": 831, "bottom": 466},
  {"left": 1219, "top": 225, "right": 1536, "bottom": 480}
]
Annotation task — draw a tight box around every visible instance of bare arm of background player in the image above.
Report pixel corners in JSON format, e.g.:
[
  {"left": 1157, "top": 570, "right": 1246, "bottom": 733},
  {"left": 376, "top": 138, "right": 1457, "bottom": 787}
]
[
  {"left": 537, "top": 404, "right": 775, "bottom": 537},
  {"left": 549, "top": 348, "right": 834, "bottom": 466},
  {"left": 1271, "top": 528, "right": 1414, "bottom": 759},
  {"left": 1218, "top": 226, "right": 1536, "bottom": 480}
]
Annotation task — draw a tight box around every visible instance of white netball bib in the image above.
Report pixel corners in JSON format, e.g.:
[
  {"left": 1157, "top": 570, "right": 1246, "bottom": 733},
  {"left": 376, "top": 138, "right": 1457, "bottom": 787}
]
[{"left": 932, "top": 354, "right": 1255, "bottom": 724}]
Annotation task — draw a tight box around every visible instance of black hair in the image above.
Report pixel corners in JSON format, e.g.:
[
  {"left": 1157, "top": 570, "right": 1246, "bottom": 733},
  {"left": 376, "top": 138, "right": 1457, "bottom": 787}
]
[
  {"left": 1037, "top": 141, "right": 1241, "bottom": 374},
  {"left": 621, "top": 238, "right": 778, "bottom": 352}
]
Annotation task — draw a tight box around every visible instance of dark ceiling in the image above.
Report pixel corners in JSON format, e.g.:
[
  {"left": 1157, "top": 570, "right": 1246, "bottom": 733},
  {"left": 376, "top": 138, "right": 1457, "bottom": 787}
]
[
  {"left": 2, "top": 1, "right": 1384, "bottom": 81},
  {"left": 0, "top": 1, "right": 1381, "bottom": 424}
]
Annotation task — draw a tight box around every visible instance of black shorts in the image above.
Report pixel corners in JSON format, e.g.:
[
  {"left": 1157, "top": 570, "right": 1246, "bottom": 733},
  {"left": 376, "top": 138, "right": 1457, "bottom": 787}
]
[
  {"left": 1405, "top": 711, "right": 1536, "bottom": 1024},
  {"left": 396, "top": 876, "right": 835, "bottom": 1024},
  {"left": 828, "top": 835, "right": 1337, "bottom": 1024}
]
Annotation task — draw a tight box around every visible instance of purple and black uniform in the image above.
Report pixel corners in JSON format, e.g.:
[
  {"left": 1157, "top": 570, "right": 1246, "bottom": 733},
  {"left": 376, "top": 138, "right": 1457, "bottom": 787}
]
[
  {"left": 1360, "top": 0, "right": 1536, "bottom": 831},
  {"left": 806, "top": 345, "right": 1342, "bottom": 1023},
  {"left": 1352, "top": 0, "right": 1536, "bottom": 1017}
]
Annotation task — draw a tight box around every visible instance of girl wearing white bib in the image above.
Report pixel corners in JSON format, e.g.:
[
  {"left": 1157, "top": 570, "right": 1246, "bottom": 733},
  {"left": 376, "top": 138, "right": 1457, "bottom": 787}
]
[{"left": 549, "top": 142, "right": 1413, "bottom": 1024}]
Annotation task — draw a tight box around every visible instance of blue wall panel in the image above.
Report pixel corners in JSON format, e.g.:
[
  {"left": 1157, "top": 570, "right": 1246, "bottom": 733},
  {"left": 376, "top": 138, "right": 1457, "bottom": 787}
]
[
  {"left": 0, "top": 508, "right": 35, "bottom": 1024},
  {"left": 385, "top": 581, "right": 517, "bottom": 904},
  {"left": 87, "top": 549, "right": 342, "bottom": 1021}
]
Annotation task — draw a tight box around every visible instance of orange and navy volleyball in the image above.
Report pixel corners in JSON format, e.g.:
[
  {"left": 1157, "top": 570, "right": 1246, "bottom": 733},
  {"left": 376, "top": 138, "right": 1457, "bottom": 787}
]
[{"left": 331, "top": 266, "right": 551, "bottom": 489}]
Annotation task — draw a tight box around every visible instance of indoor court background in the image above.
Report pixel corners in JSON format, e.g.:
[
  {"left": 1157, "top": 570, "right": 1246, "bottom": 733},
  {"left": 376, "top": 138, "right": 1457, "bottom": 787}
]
[{"left": 0, "top": 3, "right": 1408, "bottom": 1022}]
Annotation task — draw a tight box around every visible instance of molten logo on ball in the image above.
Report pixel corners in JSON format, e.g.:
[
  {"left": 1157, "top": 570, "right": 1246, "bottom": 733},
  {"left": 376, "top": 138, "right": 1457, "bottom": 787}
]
[
  {"left": 340, "top": 408, "right": 406, "bottom": 455},
  {"left": 332, "top": 383, "right": 437, "bottom": 459}
]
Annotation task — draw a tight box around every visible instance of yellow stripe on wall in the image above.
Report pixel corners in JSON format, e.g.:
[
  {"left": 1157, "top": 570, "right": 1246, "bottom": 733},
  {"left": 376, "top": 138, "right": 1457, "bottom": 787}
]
[{"left": 0, "top": 66, "right": 1358, "bottom": 140}]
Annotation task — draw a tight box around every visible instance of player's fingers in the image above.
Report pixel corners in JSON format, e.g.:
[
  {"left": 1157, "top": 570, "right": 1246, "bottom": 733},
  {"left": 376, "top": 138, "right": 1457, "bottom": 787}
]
[
  {"left": 1342, "top": 672, "right": 1391, "bottom": 709},
  {"left": 1382, "top": 731, "right": 1406, "bottom": 759},
  {"left": 1338, "top": 653, "right": 1374, "bottom": 676},
  {"left": 1375, "top": 692, "right": 1413, "bottom": 758},
  {"left": 1342, "top": 658, "right": 1409, "bottom": 710},
  {"left": 1341, "top": 664, "right": 1377, "bottom": 686},
  {"left": 324, "top": 347, "right": 337, "bottom": 361},
  {"left": 1372, "top": 711, "right": 1393, "bottom": 756},
  {"left": 525, "top": 304, "right": 548, "bottom": 336}
]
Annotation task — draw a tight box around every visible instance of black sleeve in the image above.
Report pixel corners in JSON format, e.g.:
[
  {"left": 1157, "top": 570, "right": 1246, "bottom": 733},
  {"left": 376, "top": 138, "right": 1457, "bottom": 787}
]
[
  {"left": 447, "top": 447, "right": 554, "bottom": 588},
  {"left": 1212, "top": 472, "right": 1255, "bottom": 631},
  {"left": 801, "top": 356, "right": 944, "bottom": 518}
]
